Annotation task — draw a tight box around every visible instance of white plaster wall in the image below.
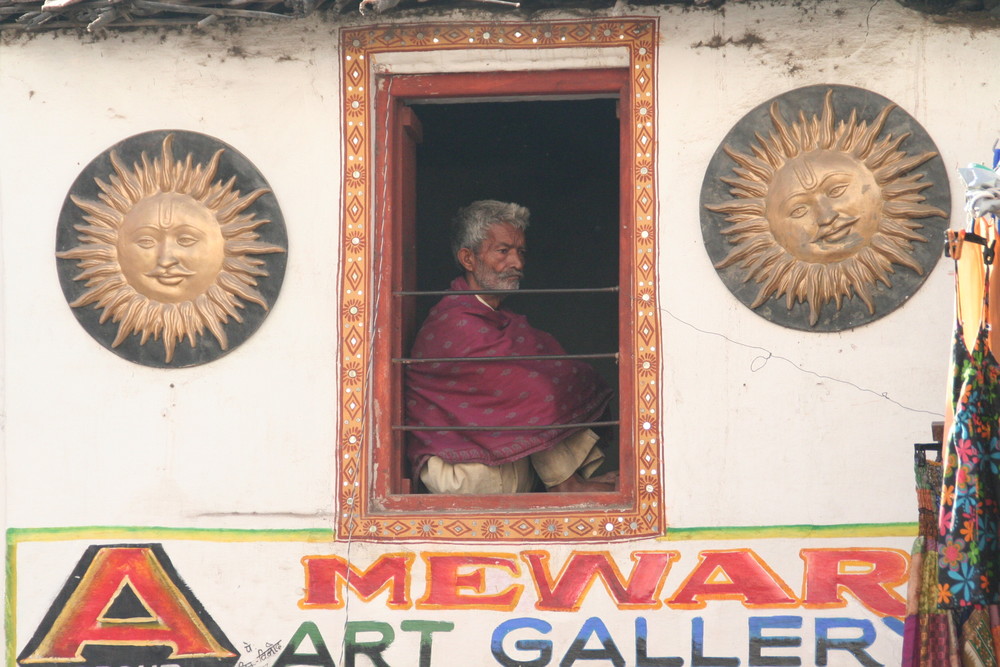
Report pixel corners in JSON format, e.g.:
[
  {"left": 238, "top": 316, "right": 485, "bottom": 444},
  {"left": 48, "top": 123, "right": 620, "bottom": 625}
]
[
  {"left": 655, "top": 1, "right": 986, "bottom": 528},
  {"left": 0, "top": 0, "right": 997, "bottom": 537},
  {"left": 0, "top": 22, "right": 344, "bottom": 529}
]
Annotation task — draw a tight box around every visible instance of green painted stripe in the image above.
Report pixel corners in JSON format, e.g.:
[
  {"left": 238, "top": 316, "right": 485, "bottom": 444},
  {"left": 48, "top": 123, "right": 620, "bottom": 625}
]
[
  {"left": 661, "top": 523, "right": 918, "bottom": 541},
  {"left": 7, "top": 523, "right": 918, "bottom": 545},
  {"left": 7, "top": 530, "right": 18, "bottom": 667},
  {"left": 6, "top": 525, "right": 335, "bottom": 543}
]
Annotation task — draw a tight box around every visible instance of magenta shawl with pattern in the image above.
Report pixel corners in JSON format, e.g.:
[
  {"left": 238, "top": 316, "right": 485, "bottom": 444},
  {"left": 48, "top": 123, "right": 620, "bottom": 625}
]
[{"left": 404, "top": 276, "right": 612, "bottom": 471}]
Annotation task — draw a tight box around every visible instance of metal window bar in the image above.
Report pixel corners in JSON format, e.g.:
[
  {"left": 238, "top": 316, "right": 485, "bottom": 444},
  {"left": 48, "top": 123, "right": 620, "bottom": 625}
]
[
  {"left": 392, "top": 285, "right": 621, "bottom": 432},
  {"left": 392, "top": 351, "right": 620, "bottom": 429},
  {"left": 393, "top": 286, "right": 619, "bottom": 297},
  {"left": 393, "top": 352, "right": 617, "bottom": 364},
  {"left": 394, "top": 420, "right": 619, "bottom": 432},
  {"left": 393, "top": 288, "right": 620, "bottom": 364}
]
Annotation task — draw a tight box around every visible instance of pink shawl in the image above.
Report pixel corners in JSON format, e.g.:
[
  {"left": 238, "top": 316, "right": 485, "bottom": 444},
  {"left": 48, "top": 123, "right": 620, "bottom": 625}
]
[{"left": 405, "top": 276, "right": 612, "bottom": 470}]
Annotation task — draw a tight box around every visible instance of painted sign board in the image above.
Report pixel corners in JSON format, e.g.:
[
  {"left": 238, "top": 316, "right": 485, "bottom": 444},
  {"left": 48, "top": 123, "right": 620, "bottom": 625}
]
[{"left": 8, "top": 529, "right": 914, "bottom": 667}]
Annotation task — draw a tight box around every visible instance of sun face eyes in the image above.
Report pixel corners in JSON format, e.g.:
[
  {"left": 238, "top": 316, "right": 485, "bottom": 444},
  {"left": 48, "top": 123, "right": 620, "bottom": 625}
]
[
  {"left": 785, "top": 181, "right": 851, "bottom": 221},
  {"left": 131, "top": 232, "right": 201, "bottom": 250},
  {"left": 827, "top": 183, "right": 849, "bottom": 198}
]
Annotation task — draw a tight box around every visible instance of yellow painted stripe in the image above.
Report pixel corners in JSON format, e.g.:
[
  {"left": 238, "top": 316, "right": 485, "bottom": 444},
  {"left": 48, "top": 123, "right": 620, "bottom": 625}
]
[
  {"left": 661, "top": 523, "right": 918, "bottom": 541},
  {"left": 8, "top": 523, "right": 918, "bottom": 545},
  {"left": 7, "top": 530, "right": 18, "bottom": 667},
  {"left": 7, "top": 525, "right": 335, "bottom": 543}
]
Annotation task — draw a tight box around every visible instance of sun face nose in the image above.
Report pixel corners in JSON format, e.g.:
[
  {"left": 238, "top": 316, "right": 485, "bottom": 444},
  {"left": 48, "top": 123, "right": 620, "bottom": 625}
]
[
  {"left": 157, "top": 240, "right": 180, "bottom": 267},
  {"left": 816, "top": 199, "right": 838, "bottom": 227}
]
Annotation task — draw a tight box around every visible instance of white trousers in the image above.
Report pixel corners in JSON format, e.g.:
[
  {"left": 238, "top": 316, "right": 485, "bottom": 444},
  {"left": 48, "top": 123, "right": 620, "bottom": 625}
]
[{"left": 420, "top": 429, "right": 604, "bottom": 494}]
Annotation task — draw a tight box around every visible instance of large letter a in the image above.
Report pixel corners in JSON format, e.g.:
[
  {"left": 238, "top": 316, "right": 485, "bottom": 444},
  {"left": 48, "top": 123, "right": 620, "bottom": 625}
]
[{"left": 18, "top": 544, "right": 238, "bottom": 665}]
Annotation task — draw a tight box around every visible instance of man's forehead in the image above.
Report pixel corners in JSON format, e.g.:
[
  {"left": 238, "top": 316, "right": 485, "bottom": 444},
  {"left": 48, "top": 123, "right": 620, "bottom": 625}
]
[{"left": 485, "top": 222, "right": 526, "bottom": 244}]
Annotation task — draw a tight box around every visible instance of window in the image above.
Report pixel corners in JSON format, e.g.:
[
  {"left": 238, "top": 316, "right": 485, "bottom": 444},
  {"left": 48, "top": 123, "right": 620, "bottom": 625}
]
[{"left": 338, "top": 19, "right": 662, "bottom": 541}]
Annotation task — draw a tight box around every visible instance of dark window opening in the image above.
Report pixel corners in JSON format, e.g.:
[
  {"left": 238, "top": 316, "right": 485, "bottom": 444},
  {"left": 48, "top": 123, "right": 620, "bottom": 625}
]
[
  {"left": 370, "top": 68, "right": 636, "bottom": 514},
  {"left": 397, "top": 98, "right": 621, "bottom": 491}
]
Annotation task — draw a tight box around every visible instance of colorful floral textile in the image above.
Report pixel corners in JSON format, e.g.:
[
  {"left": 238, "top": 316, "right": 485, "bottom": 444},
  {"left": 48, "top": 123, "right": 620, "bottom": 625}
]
[
  {"left": 938, "top": 264, "right": 1000, "bottom": 609},
  {"left": 904, "top": 458, "right": 958, "bottom": 667}
]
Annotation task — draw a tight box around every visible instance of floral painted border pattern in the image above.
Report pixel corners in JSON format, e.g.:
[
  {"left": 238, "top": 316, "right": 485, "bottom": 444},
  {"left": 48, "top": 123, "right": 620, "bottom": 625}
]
[{"left": 337, "top": 18, "right": 661, "bottom": 541}]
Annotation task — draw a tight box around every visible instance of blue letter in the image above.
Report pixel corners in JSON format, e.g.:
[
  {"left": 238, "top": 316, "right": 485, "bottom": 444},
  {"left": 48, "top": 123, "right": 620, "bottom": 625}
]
[
  {"left": 492, "top": 617, "right": 553, "bottom": 667},
  {"left": 691, "top": 618, "right": 739, "bottom": 667},
  {"left": 748, "top": 616, "right": 801, "bottom": 667},
  {"left": 815, "top": 619, "right": 881, "bottom": 667},
  {"left": 636, "top": 617, "right": 684, "bottom": 667},
  {"left": 560, "top": 617, "right": 625, "bottom": 667}
]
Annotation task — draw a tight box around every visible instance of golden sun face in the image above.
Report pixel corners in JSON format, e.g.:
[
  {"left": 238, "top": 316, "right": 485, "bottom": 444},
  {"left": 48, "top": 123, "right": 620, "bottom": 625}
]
[
  {"left": 706, "top": 89, "right": 946, "bottom": 326},
  {"left": 58, "top": 134, "right": 285, "bottom": 363},
  {"left": 117, "top": 192, "right": 227, "bottom": 304}
]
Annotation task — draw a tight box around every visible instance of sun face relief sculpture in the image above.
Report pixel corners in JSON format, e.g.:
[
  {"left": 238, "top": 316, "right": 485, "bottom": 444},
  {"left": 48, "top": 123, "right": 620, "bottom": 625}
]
[
  {"left": 57, "top": 133, "right": 286, "bottom": 365},
  {"left": 702, "top": 87, "right": 949, "bottom": 330},
  {"left": 764, "top": 150, "right": 882, "bottom": 264},
  {"left": 117, "top": 192, "right": 227, "bottom": 304}
]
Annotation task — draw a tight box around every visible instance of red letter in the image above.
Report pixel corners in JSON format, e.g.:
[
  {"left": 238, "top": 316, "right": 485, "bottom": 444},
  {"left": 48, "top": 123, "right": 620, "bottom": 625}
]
[
  {"left": 667, "top": 550, "right": 798, "bottom": 609},
  {"left": 800, "top": 548, "right": 908, "bottom": 618},
  {"left": 300, "top": 553, "right": 414, "bottom": 610},
  {"left": 21, "top": 546, "right": 236, "bottom": 662},
  {"left": 522, "top": 550, "right": 679, "bottom": 611},
  {"left": 418, "top": 553, "right": 522, "bottom": 610}
]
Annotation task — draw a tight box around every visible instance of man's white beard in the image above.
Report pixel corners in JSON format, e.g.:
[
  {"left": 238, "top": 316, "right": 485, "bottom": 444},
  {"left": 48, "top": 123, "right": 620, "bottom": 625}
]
[{"left": 474, "top": 266, "right": 521, "bottom": 291}]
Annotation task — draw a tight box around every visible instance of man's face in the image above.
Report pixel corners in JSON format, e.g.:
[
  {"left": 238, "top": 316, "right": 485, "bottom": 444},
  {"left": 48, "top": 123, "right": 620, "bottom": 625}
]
[{"left": 461, "top": 222, "right": 526, "bottom": 292}]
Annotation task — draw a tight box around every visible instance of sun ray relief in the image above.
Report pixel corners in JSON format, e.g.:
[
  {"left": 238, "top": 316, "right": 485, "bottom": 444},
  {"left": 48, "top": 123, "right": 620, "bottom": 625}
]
[{"left": 58, "top": 134, "right": 285, "bottom": 363}]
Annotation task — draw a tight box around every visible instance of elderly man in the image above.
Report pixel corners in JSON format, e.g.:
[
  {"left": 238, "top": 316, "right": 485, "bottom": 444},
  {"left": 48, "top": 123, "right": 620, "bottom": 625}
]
[{"left": 404, "top": 200, "right": 615, "bottom": 494}]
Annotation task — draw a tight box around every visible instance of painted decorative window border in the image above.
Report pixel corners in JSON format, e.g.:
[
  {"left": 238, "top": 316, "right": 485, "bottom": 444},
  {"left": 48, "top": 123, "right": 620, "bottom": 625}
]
[{"left": 337, "top": 17, "right": 661, "bottom": 542}]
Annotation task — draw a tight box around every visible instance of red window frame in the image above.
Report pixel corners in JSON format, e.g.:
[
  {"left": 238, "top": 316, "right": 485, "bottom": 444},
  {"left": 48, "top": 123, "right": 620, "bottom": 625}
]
[
  {"left": 337, "top": 19, "right": 662, "bottom": 542},
  {"left": 374, "top": 68, "right": 632, "bottom": 513}
]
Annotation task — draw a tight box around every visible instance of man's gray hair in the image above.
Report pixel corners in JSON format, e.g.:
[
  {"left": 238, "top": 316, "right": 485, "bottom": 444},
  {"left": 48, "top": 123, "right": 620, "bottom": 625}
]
[{"left": 450, "top": 200, "right": 530, "bottom": 264}]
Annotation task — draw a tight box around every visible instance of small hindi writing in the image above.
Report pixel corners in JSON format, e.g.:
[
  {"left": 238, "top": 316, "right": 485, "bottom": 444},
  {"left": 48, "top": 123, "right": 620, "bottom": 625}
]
[{"left": 237, "top": 639, "right": 283, "bottom": 667}]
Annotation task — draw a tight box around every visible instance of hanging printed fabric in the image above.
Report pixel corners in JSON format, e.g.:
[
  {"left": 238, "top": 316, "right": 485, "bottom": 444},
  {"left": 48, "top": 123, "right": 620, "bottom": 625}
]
[
  {"left": 937, "top": 162, "right": 1000, "bottom": 655},
  {"left": 903, "top": 456, "right": 956, "bottom": 666}
]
